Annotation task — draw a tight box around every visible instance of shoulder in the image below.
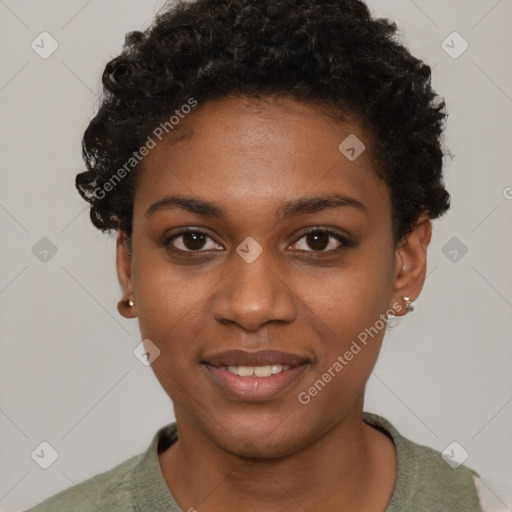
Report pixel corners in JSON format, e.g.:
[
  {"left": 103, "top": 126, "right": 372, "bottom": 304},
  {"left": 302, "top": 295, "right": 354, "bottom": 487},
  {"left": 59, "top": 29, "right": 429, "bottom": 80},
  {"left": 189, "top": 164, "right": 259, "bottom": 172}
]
[
  {"left": 24, "top": 422, "right": 179, "bottom": 512},
  {"left": 23, "top": 451, "right": 144, "bottom": 512},
  {"left": 363, "top": 412, "right": 483, "bottom": 511}
]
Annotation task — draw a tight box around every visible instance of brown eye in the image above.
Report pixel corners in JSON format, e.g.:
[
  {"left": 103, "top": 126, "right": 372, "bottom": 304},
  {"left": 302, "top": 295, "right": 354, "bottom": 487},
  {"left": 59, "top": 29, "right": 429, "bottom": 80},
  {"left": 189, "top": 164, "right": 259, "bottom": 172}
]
[
  {"left": 305, "top": 231, "right": 330, "bottom": 251},
  {"left": 289, "top": 228, "right": 347, "bottom": 252},
  {"left": 182, "top": 232, "right": 207, "bottom": 250},
  {"left": 165, "top": 229, "right": 223, "bottom": 252}
]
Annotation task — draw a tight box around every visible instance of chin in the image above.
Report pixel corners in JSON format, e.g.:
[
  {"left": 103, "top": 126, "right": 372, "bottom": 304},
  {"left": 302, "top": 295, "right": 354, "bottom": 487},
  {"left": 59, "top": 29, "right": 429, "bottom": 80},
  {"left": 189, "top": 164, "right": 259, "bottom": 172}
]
[
  {"left": 223, "top": 432, "right": 304, "bottom": 460},
  {"left": 206, "top": 411, "right": 311, "bottom": 460}
]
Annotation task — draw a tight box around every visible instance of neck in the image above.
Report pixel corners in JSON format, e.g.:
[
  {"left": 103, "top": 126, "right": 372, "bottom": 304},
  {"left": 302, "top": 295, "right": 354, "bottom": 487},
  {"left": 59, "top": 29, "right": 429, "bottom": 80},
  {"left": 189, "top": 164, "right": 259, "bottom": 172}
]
[{"left": 158, "top": 399, "right": 396, "bottom": 512}]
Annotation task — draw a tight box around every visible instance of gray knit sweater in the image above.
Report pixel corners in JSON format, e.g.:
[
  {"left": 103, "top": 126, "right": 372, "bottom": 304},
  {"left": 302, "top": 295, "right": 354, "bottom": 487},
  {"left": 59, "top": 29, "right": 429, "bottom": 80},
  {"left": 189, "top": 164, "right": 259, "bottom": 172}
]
[{"left": 25, "top": 412, "right": 484, "bottom": 511}]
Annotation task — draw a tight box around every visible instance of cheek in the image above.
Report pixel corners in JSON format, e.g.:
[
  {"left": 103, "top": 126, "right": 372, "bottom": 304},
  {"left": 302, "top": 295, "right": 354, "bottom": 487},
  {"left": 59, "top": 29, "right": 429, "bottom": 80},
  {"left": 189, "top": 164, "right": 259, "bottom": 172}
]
[
  {"left": 299, "top": 247, "right": 395, "bottom": 392},
  {"left": 314, "top": 246, "right": 395, "bottom": 335},
  {"left": 134, "top": 280, "right": 208, "bottom": 404},
  {"left": 295, "top": 302, "right": 387, "bottom": 423},
  {"left": 308, "top": 300, "right": 386, "bottom": 387},
  {"left": 133, "top": 236, "right": 204, "bottom": 322}
]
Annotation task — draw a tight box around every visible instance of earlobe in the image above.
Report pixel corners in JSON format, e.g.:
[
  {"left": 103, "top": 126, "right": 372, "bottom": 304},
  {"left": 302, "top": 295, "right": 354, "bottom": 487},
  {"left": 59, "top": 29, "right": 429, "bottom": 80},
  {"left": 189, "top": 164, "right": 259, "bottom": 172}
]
[
  {"left": 391, "top": 214, "right": 432, "bottom": 316},
  {"left": 117, "top": 297, "right": 136, "bottom": 318},
  {"left": 115, "top": 230, "right": 137, "bottom": 318}
]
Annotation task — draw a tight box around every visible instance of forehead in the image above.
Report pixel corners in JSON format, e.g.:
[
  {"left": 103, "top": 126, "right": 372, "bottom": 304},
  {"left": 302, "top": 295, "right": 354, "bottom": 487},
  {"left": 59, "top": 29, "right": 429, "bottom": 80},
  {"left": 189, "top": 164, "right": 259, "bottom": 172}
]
[{"left": 134, "top": 96, "right": 390, "bottom": 225}]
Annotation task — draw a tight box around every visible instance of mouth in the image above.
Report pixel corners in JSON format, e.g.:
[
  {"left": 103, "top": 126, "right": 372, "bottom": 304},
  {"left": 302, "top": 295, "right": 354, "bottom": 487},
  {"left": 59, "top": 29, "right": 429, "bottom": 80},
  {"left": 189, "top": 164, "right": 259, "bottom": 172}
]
[
  {"left": 202, "top": 349, "right": 311, "bottom": 402},
  {"left": 213, "top": 363, "right": 293, "bottom": 377}
]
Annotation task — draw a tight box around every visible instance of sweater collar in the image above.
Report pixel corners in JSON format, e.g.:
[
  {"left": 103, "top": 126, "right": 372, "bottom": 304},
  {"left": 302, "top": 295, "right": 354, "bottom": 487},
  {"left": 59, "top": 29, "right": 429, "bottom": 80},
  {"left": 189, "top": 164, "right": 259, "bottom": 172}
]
[{"left": 132, "top": 411, "right": 415, "bottom": 511}]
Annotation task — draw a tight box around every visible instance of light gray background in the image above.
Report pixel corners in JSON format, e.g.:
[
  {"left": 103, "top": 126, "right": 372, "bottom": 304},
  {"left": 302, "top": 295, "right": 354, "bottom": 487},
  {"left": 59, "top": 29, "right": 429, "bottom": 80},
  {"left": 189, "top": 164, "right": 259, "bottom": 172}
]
[{"left": 1, "top": 1, "right": 511, "bottom": 510}]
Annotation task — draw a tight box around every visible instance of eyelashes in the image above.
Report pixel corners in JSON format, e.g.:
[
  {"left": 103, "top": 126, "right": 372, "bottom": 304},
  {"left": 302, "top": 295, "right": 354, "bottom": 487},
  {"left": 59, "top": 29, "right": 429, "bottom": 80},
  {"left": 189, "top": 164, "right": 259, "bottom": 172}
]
[
  {"left": 164, "top": 228, "right": 223, "bottom": 253},
  {"left": 288, "top": 227, "right": 351, "bottom": 252},
  {"left": 163, "top": 226, "right": 355, "bottom": 255}
]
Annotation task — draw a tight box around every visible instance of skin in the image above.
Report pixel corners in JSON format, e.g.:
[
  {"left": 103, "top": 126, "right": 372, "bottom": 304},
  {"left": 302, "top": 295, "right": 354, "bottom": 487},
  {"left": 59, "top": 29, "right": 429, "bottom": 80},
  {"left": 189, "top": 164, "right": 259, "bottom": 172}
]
[{"left": 115, "top": 95, "right": 432, "bottom": 511}]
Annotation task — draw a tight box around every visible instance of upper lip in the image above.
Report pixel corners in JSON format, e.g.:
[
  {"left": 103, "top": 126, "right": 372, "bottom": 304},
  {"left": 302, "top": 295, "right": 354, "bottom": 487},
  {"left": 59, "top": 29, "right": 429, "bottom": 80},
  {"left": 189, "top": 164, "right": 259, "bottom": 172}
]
[{"left": 203, "top": 349, "right": 311, "bottom": 367}]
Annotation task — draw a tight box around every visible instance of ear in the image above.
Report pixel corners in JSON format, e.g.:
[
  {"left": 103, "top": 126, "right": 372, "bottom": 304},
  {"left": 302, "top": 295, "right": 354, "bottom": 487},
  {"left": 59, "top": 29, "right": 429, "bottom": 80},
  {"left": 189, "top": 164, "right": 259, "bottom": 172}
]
[
  {"left": 391, "top": 213, "right": 432, "bottom": 316},
  {"left": 116, "top": 230, "right": 137, "bottom": 318}
]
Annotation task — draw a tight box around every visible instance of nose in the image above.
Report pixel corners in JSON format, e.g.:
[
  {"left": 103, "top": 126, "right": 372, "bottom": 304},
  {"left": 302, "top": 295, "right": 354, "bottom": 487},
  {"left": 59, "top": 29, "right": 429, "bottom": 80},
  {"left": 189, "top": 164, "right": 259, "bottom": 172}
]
[{"left": 211, "top": 249, "right": 297, "bottom": 332}]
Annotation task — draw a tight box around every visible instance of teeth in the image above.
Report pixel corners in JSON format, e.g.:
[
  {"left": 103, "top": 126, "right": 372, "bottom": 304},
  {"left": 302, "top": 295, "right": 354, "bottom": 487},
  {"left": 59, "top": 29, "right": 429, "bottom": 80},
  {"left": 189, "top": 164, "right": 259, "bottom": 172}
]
[
  {"left": 254, "top": 365, "right": 272, "bottom": 377},
  {"left": 238, "top": 365, "right": 255, "bottom": 377},
  {"left": 271, "top": 364, "right": 282, "bottom": 374},
  {"left": 223, "top": 364, "right": 291, "bottom": 377}
]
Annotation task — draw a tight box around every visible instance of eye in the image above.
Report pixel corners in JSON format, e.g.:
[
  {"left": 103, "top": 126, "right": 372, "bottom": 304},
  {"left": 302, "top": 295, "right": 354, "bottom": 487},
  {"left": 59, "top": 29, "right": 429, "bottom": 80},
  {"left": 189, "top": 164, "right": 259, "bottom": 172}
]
[
  {"left": 164, "top": 228, "right": 223, "bottom": 252},
  {"left": 289, "top": 228, "right": 348, "bottom": 252},
  {"left": 163, "top": 227, "right": 351, "bottom": 255}
]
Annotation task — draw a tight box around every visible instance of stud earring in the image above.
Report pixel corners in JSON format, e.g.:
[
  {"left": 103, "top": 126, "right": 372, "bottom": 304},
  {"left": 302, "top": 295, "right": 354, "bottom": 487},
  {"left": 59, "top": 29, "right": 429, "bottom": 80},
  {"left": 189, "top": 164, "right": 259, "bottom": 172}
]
[
  {"left": 402, "top": 296, "right": 414, "bottom": 313},
  {"left": 127, "top": 299, "right": 134, "bottom": 307}
]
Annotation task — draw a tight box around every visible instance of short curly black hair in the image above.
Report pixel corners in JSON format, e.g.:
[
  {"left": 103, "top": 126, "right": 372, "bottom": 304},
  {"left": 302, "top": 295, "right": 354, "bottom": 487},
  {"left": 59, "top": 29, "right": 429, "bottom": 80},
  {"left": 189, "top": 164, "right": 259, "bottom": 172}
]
[{"left": 76, "top": 0, "right": 450, "bottom": 244}]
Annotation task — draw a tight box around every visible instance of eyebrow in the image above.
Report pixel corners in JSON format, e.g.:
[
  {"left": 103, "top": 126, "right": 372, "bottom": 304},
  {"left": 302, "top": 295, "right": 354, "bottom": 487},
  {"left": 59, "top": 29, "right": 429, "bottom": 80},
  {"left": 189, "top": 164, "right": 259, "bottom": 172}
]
[{"left": 144, "top": 193, "right": 365, "bottom": 220}]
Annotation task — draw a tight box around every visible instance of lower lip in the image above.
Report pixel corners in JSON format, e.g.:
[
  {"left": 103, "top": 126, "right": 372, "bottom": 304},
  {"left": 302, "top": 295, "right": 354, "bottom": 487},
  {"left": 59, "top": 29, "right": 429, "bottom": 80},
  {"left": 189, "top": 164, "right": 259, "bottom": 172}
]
[{"left": 204, "top": 364, "right": 309, "bottom": 402}]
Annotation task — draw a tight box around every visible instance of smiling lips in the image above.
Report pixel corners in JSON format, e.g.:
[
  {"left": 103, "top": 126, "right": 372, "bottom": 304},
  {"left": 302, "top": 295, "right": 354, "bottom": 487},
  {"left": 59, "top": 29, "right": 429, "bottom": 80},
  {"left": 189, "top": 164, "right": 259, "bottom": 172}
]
[{"left": 203, "top": 349, "right": 311, "bottom": 402}]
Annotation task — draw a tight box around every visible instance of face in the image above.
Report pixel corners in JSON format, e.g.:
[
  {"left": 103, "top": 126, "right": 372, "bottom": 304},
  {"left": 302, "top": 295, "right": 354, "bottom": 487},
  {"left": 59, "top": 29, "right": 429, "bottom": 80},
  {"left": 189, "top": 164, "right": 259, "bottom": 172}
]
[{"left": 117, "top": 95, "right": 428, "bottom": 458}]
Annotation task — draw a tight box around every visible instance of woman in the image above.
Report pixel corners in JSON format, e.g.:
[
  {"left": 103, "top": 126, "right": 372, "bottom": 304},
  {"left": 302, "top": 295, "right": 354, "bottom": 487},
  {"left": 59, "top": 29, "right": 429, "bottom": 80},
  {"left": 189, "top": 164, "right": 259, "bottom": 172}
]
[{"left": 26, "top": 0, "right": 495, "bottom": 510}]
